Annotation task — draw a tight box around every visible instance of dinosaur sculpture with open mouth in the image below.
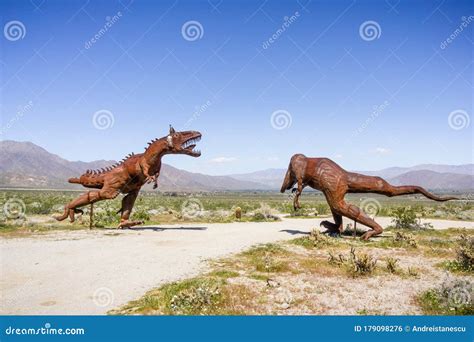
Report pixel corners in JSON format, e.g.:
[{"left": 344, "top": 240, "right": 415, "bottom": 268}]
[{"left": 55, "top": 125, "right": 201, "bottom": 228}]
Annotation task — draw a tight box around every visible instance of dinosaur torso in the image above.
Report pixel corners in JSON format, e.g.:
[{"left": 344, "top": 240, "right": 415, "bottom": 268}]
[{"left": 72, "top": 152, "right": 162, "bottom": 193}]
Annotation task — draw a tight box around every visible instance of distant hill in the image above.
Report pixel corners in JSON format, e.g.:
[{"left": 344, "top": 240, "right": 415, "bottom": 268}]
[
  {"left": 0, "top": 141, "right": 472, "bottom": 191},
  {"left": 358, "top": 164, "right": 474, "bottom": 179},
  {"left": 0, "top": 141, "right": 269, "bottom": 191},
  {"left": 388, "top": 170, "right": 474, "bottom": 190},
  {"left": 229, "top": 168, "right": 286, "bottom": 189},
  {"left": 0, "top": 141, "right": 114, "bottom": 189}
]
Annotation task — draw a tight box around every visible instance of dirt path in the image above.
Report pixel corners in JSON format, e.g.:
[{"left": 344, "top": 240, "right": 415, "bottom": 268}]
[{"left": 1, "top": 217, "right": 473, "bottom": 315}]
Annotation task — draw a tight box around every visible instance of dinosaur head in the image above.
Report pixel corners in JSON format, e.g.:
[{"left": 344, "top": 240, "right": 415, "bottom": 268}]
[{"left": 166, "top": 125, "right": 202, "bottom": 157}]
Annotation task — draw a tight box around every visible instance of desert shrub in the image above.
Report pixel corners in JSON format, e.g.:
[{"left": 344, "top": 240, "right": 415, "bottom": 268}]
[
  {"left": 391, "top": 206, "right": 432, "bottom": 229},
  {"left": 328, "top": 251, "right": 346, "bottom": 267},
  {"left": 131, "top": 277, "right": 225, "bottom": 315},
  {"left": 93, "top": 202, "right": 119, "bottom": 228},
  {"left": 314, "top": 203, "right": 330, "bottom": 215},
  {"left": 418, "top": 278, "right": 473, "bottom": 315},
  {"left": 28, "top": 200, "right": 57, "bottom": 215},
  {"left": 251, "top": 203, "right": 279, "bottom": 221},
  {"left": 407, "top": 267, "right": 419, "bottom": 277},
  {"left": 328, "top": 247, "right": 377, "bottom": 277},
  {"left": 131, "top": 206, "right": 150, "bottom": 222},
  {"left": 456, "top": 235, "right": 474, "bottom": 271},
  {"left": 308, "top": 229, "right": 331, "bottom": 246},
  {"left": 393, "top": 231, "right": 418, "bottom": 248},
  {"left": 288, "top": 209, "right": 310, "bottom": 217},
  {"left": 445, "top": 234, "right": 474, "bottom": 273},
  {"left": 251, "top": 212, "right": 266, "bottom": 221},
  {"left": 385, "top": 257, "right": 399, "bottom": 274},
  {"left": 169, "top": 280, "right": 222, "bottom": 315},
  {"left": 242, "top": 244, "right": 289, "bottom": 273},
  {"left": 348, "top": 248, "right": 377, "bottom": 276},
  {"left": 292, "top": 229, "right": 332, "bottom": 249}
]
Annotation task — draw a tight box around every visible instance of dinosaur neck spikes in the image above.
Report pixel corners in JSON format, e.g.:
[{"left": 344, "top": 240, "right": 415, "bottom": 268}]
[{"left": 144, "top": 137, "right": 169, "bottom": 165}]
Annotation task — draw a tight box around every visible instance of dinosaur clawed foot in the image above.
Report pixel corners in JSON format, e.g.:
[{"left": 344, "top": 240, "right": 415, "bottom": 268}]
[
  {"left": 320, "top": 220, "right": 342, "bottom": 237},
  {"left": 118, "top": 220, "right": 144, "bottom": 229},
  {"left": 319, "top": 220, "right": 334, "bottom": 229},
  {"left": 292, "top": 202, "right": 302, "bottom": 211},
  {"left": 360, "top": 231, "right": 372, "bottom": 241},
  {"left": 54, "top": 207, "right": 83, "bottom": 222}
]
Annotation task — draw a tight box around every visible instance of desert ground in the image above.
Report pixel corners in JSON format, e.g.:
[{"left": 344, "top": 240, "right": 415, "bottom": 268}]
[{"left": 1, "top": 216, "right": 473, "bottom": 315}]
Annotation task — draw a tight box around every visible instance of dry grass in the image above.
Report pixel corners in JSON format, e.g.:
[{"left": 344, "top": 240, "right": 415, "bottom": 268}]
[{"left": 112, "top": 228, "right": 474, "bottom": 315}]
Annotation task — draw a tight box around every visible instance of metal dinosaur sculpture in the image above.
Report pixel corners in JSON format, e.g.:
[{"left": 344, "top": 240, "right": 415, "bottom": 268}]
[
  {"left": 55, "top": 126, "right": 201, "bottom": 228},
  {"left": 280, "top": 154, "right": 457, "bottom": 240}
]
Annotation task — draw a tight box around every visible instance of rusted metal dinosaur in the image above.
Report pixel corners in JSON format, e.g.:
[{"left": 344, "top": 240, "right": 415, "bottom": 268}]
[
  {"left": 280, "top": 154, "right": 457, "bottom": 240},
  {"left": 55, "top": 126, "right": 201, "bottom": 228}
]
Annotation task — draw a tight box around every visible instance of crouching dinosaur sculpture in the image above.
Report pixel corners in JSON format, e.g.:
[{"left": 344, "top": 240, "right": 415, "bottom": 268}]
[
  {"left": 55, "top": 126, "right": 201, "bottom": 228},
  {"left": 280, "top": 154, "right": 457, "bottom": 240}
]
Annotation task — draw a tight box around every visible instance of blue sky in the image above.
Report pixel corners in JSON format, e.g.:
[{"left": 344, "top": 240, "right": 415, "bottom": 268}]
[{"left": 1, "top": 0, "right": 472, "bottom": 175}]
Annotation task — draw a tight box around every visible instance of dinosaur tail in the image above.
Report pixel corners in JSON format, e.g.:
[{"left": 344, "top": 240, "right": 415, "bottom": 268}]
[
  {"left": 280, "top": 165, "right": 295, "bottom": 193},
  {"left": 68, "top": 174, "right": 105, "bottom": 189},
  {"left": 398, "top": 185, "right": 458, "bottom": 202},
  {"left": 347, "top": 173, "right": 458, "bottom": 201}
]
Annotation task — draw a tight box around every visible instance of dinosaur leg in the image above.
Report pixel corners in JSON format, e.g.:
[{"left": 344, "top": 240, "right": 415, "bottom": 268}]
[
  {"left": 325, "top": 191, "right": 383, "bottom": 240},
  {"left": 118, "top": 190, "right": 143, "bottom": 229},
  {"left": 293, "top": 180, "right": 304, "bottom": 210},
  {"left": 320, "top": 209, "right": 343, "bottom": 234},
  {"left": 55, "top": 188, "right": 119, "bottom": 223}
]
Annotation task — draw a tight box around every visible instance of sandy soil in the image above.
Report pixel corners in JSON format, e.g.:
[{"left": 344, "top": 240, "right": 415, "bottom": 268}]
[{"left": 1, "top": 217, "right": 472, "bottom": 315}]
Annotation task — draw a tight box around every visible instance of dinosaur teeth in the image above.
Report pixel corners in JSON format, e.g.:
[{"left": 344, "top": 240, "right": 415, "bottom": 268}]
[{"left": 182, "top": 136, "right": 201, "bottom": 149}]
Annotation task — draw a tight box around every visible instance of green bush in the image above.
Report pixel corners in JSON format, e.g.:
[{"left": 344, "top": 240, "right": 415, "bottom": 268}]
[
  {"left": 391, "top": 206, "right": 432, "bottom": 229},
  {"left": 418, "top": 278, "right": 473, "bottom": 315},
  {"left": 445, "top": 234, "right": 474, "bottom": 273}
]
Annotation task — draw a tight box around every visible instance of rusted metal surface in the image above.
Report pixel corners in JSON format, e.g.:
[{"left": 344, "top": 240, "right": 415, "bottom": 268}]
[{"left": 280, "top": 154, "right": 457, "bottom": 240}]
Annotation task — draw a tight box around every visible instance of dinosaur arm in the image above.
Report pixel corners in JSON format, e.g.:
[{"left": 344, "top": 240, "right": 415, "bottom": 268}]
[
  {"left": 152, "top": 170, "right": 160, "bottom": 189},
  {"left": 140, "top": 161, "right": 151, "bottom": 177},
  {"left": 140, "top": 158, "right": 162, "bottom": 189}
]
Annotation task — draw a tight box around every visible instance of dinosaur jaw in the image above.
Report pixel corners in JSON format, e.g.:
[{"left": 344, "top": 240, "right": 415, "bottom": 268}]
[{"left": 180, "top": 133, "right": 201, "bottom": 157}]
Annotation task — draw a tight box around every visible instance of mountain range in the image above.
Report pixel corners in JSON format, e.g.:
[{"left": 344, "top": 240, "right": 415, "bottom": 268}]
[{"left": 0, "top": 141, "right": 472, "bottom": 191}]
